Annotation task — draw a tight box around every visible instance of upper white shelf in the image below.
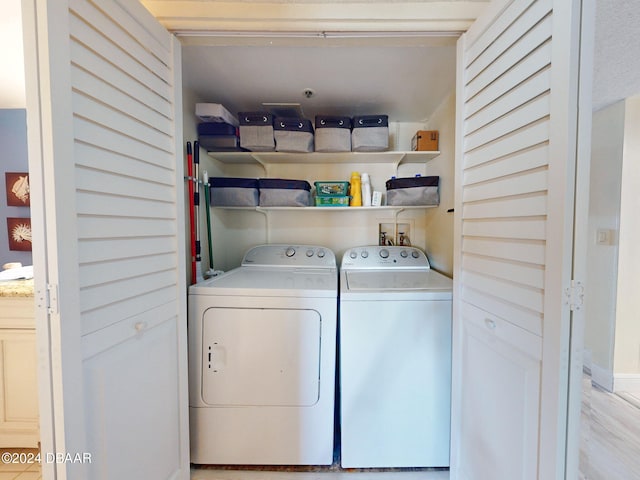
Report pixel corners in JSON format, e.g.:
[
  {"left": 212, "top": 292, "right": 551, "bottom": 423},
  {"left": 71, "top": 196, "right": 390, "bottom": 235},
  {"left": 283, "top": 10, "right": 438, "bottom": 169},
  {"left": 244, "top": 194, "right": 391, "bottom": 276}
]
[{"left": 205, "top": 151, "right": 440, "bottom": 166}]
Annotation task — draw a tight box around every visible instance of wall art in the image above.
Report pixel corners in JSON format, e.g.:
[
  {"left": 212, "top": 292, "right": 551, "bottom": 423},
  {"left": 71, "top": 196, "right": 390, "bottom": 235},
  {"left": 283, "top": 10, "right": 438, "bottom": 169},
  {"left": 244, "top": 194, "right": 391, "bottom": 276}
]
[
  {"left": 5, "top": 172, "right": 30, "bottom": 207},
  {"left": 7, "top": 217, "right": 32, "bottom": 251}
]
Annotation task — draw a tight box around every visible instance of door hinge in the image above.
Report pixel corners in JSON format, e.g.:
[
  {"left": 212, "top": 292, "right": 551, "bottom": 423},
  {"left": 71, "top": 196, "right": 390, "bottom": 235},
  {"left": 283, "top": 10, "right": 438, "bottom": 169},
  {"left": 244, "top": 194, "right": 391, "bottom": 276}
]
[
  {"left": 564, "top": 280, "right": 584, "bottom": 311},
  {"left": 46, "top": 283, "right": 59, "bottom": 315}
]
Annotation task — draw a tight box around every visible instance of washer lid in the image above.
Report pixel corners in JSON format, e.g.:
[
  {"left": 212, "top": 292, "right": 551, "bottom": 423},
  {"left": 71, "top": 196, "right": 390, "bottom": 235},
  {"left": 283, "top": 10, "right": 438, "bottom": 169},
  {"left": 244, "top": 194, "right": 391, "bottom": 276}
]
[
  {"left": 190, "top": 266, "right": 338, "bottom": 297},
  {"left": 344, "top": 269, "right": 452, "bottom": 293}
]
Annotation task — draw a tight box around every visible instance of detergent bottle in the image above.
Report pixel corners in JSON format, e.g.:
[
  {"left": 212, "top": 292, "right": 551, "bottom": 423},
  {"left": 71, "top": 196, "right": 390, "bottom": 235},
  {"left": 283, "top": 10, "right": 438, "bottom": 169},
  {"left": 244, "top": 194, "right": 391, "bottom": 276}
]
[
  {"left": 349, "top": 172, "right": 362, "bottom": 206},
  {"left": 361, "top": 172, "right": 372, "bottom": 206}
]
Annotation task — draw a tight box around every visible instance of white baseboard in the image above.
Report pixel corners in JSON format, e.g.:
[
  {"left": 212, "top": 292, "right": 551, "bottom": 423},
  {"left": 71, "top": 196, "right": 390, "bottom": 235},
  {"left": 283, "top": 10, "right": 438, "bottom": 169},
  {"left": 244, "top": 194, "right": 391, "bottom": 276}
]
[
  {"left": 582, "top": 350, "right": 593, "bottom": 375},
  {"left": 591, "top": 363, "right": 614, "bottom": 392},
  {"left": 613, "top": 374, "right": 640, "bottom": 392}
]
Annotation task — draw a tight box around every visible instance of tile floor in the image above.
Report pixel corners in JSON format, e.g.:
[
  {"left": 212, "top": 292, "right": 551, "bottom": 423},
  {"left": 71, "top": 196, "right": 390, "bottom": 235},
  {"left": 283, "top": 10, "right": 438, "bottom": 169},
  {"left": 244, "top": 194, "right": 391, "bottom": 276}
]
[
  {"left": 191, "top": 469, "right": 448, "bottom": 480},
  {"left": 0, "top": 448, "right": 41, "bottom": 480}
]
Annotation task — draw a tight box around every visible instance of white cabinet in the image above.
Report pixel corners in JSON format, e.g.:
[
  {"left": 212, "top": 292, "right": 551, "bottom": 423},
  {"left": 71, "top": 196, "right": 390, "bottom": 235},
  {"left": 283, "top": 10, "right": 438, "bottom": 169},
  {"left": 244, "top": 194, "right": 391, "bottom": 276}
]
[
  {"left": 82, "top": 318, "right": 184, "bottom": 479},
  {"left": 0, "top": 297, "right": 39, "bottom": 448},
  {"left": 455, "top": 301, "right": 542, "bottom": 480}
]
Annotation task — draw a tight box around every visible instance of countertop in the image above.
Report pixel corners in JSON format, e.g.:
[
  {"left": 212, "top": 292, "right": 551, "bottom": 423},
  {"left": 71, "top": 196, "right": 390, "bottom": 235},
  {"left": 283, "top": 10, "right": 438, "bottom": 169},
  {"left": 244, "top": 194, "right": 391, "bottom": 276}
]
[{"left": 0, "top": 278, "right": 35, "bottom": 297}]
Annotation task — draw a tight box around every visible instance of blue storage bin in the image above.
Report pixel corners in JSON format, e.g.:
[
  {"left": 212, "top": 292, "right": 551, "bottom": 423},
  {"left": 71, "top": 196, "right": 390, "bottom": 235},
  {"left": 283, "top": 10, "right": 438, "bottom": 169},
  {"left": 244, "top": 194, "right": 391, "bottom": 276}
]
[
  {"left": 258, "top": 178, "right": 312, "bottom": 207},
  {"left": 209, "top": 177, "right": 259, "bottom": 207},
  {"left": 197, "top": 122, "right": 243, "bottom": 151},
  {"left": 238, "top": 112, "right": 275, "bottom": 151},
  {"left": 314, "top": 116, "right": 351, "bottom": 152},
  {"left": 274, "top": 118, "right": 314, "bottom": 153},
  {"left": 385, "top": 175, "right": 439, "bottom": 206},
  {"left": 352, "top": 115, "right": 389, "bottom": 152}
]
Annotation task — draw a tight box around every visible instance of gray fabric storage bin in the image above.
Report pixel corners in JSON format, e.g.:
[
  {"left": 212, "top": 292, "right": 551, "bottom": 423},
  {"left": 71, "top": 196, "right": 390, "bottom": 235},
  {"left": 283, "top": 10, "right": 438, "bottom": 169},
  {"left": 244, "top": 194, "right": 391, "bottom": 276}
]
[
  {"left": 274, "top": 118, "right": 314, "bottom": 153},
  {"left": 209, "top": 177, "right": 259, "bottom": 207},
  {"left": 258, "top": 178, "right": 312, "bottom": 207},
  {"left": 238, "top": 112, "right": 275, "bottom": 151},
  {"left": 352, "top": 115, "right": 389, "bottom": 152},
  {"left": 386, "top": 176, "right": 440, "bottom": 206},
  {"left": 314, "top": 116, "right": 351, "bottom": 152}
]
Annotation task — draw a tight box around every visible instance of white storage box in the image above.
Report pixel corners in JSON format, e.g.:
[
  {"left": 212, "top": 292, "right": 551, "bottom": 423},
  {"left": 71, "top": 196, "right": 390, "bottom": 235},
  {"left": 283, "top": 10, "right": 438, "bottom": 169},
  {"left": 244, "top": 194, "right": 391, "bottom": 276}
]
[{"left": 195, "top": 103, "right": 238, "bottom": 126}]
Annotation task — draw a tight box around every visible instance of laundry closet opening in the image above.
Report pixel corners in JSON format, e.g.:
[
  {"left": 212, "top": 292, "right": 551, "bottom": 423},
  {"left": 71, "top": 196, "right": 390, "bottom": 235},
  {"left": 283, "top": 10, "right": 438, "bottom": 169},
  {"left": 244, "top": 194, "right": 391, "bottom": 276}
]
[
  {"left": 180, "top": 34, "right": 458, "bottom": 476},
  {"left": 180, "top": 35, "right": 458, "bottom": 274}
]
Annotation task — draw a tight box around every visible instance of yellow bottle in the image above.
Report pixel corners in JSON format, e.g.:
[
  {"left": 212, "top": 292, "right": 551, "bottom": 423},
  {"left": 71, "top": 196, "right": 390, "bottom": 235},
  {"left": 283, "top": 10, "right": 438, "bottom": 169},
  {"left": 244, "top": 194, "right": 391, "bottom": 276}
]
[{"left": 350, "top": 172, "right": 362, "bottom": 206}]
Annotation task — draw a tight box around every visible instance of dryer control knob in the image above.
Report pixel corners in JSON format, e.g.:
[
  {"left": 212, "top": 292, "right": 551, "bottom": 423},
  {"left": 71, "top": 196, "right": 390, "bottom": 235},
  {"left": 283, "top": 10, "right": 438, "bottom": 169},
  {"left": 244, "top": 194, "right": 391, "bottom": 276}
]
[
  {"left": 380, "top": 249, "right": 389, "bottom": 259},
  {"left": 317, "top": 249, "right": 326, "bottom": 258},
  {"left": 361, "top": 250, "right": 369, "bottom": 258},
  {"left": 400, "top": 250, "right": 408, "bottom": 258},
  {"left": 350, "top": 251, "right": 358, "bottom": 259},
  {"left": 412, "top": 250, "right": 420, "bottom": 258},
  {"left": 306, "top": 249, "right": 314, "bottom": 257},
  {"left": 285, "top": 247, "right": 296, "bottom": 257}
]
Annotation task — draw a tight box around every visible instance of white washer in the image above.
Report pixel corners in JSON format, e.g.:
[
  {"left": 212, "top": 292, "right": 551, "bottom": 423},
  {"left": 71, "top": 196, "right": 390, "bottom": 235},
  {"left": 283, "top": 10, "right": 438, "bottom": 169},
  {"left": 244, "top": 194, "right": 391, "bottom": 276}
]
[
  {"left": 339, "top": 246, "right": 452, "bottom": 468},
  {"left": 188, "top": 244, "right": 338, "bottom": 465}
]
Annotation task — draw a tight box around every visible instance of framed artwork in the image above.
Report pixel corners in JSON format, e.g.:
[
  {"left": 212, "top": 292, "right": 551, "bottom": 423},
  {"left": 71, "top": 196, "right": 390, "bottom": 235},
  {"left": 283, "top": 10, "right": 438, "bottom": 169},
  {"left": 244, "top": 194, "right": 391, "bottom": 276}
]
[
  {"left": 5, "top": 172, "right": 30, "bottom": 206},
  {"left": 7, "top": 217, "right": 32, "bottom": 251}
]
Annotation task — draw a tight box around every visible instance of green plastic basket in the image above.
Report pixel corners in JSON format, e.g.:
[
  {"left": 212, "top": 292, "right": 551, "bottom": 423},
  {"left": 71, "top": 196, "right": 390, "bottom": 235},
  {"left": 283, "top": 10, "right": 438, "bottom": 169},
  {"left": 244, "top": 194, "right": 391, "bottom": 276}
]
[
  {"left": 314, "top": 181, "right": 350, "bottom": 197},
  {"left": 315, "top": 196, "right": 350, "bottom": 207}
]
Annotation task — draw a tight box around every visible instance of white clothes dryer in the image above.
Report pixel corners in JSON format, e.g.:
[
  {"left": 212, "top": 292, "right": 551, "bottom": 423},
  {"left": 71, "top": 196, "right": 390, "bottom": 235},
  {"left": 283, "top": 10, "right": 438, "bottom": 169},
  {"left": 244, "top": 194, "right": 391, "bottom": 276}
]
[
  {"left": 339, "top": 246, "right": 452, "bottom": 468},
  {"left": 188, "top": 244, "right": 338, "bottom": 465}
]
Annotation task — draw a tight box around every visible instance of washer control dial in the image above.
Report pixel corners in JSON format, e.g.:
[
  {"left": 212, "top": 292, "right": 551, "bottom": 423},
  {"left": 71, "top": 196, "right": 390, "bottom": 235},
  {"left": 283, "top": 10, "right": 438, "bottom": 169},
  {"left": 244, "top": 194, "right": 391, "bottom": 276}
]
[
  {"left": 400, "top": 250, "right": 408, "bottom": 258},
  {"left": 317, "top": 249, "right": 326, "bottom": 258},
  {"left": 350, "top": 251, "right": 358, "bottom": 259},
  {"left": 412, "top": 250, "right": 420, "bottom": 258},
  {"left": 285, "top": 247, "right": 296, "bottom": 257},
  {"left": 306, "top": 249, "right": 314, "bottom": 257},
  {"left": 379, "top": 248, "right": 389, "bottom": 259},
  {"left": 361, "top": 250, "right": 369, "bottom": 258}
]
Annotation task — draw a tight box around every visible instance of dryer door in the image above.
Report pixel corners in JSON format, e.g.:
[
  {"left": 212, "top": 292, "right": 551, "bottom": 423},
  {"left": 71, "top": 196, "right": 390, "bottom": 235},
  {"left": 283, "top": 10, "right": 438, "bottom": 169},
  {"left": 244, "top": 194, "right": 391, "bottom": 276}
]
[{"left": 202, "top": 308, "right": 321, "bottom": 406}]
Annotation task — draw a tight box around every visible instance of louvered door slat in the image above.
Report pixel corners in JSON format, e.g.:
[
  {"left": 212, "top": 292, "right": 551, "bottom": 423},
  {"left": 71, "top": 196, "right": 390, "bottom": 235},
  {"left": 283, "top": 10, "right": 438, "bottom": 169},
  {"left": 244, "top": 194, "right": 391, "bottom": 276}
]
[
  {"left": 464, "top": 143, "right": 549, "bottom": 185},
  {"left": 70, "top": 42, "right": 172, "bottom": 118}
]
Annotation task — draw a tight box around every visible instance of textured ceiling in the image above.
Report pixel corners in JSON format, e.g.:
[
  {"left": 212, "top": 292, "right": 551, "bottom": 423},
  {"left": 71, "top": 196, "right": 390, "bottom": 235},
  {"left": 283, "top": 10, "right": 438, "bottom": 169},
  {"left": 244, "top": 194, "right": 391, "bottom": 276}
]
[
  {"left": 592, "top": 0, "right": 640, "bottom": 111},
  {"left": 182, "top": 40, "right": 457, "bottom": 122}
]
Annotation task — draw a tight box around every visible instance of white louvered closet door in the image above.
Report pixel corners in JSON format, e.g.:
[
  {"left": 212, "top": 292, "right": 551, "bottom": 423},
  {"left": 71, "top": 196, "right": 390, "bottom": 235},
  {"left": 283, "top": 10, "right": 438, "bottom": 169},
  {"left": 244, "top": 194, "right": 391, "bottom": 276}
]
[
  {"left": 23, "top": 0, "right": 188, "bottom": 479},
  {"left": 452, "top": 0, "right": 587, "bottom": 479}
]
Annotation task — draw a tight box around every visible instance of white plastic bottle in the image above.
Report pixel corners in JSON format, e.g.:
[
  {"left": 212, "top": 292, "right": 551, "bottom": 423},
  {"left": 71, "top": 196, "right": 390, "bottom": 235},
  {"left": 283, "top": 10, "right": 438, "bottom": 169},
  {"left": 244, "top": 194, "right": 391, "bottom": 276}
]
[{"left": 361, "top": 172, "right": 372, "bottom": 207}]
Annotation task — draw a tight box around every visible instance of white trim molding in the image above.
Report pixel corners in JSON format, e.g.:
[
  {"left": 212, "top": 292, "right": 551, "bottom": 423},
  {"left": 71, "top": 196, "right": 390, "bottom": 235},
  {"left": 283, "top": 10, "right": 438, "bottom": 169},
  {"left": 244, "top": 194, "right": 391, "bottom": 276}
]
[
  {"left": 140, "top": 1, "right": 489, "bottom": 33},
  {"left": 614, "top": 374, "right": 640, "bottom": 393},
  {"left": 591, "top": 363, "right": 614, "bottom": 392}
]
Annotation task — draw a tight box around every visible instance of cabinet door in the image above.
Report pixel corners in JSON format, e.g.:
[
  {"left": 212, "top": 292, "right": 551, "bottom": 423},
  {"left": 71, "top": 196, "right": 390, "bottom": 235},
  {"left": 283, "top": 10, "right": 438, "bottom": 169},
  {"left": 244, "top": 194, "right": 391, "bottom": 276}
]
[
  {"left": 453, "top": 0, "right": 592, "bottom": 478},
  {"left": 22, "top": 0, "right": 188, "bottom": 478},
  {"left": 0, "top": 330, "right": 39, "bottom": 448},
  {"left": 457, "top": 303, "right": 541, "bottom": 479}
]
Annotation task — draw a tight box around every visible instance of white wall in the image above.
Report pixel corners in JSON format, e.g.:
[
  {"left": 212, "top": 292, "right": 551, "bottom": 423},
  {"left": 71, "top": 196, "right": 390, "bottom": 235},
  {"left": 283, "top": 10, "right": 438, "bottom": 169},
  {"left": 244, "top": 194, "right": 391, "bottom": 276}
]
[
  {"left": 423, "top": 92, "right": 455, "bottom": 276},
  {"left": 0, "top": 109, "right": 32, "bottom": 266},
  {"left": 585, "top": 96, "right": 640, "bottom": 391},
  {"left": 613, "top": 95, "right": 640, "bottom": 381},
  {"left": 584, "top": 101, "right": 624, "bottom": 388},
  {"left": 0, "top": 0, "right": 25, "bottom": 108}
]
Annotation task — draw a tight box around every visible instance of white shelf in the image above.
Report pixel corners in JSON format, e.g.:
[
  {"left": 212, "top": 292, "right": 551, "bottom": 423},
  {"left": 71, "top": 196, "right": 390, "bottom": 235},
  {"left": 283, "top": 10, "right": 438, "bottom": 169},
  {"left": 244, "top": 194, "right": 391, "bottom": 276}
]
[
  {"left": 206, "top": 151, "right": 440, "bottom": 166},
  {"left": 213, "top": 205, "right": 438, "bottom": 212}
]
